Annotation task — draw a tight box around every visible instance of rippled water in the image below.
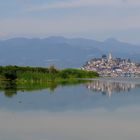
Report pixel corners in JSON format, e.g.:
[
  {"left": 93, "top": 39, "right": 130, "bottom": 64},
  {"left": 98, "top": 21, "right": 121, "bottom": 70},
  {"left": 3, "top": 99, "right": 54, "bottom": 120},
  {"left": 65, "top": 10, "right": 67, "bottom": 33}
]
[{"left": 0, "top": 78, "right": 140, "bottom": 140}]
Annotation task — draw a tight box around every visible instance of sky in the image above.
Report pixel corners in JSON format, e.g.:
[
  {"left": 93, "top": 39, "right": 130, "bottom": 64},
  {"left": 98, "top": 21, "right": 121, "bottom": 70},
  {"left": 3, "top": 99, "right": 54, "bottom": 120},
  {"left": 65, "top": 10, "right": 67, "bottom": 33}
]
[{"left": 0, "top": 0, "right": 140, "bottom": 43}]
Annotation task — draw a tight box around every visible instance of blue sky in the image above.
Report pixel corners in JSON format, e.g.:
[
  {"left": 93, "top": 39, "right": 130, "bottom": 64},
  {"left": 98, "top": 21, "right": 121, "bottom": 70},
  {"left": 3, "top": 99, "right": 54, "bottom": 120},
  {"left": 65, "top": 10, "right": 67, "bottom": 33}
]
[{"left": 0, "top": 0, "right": 140, "bottom": 43}]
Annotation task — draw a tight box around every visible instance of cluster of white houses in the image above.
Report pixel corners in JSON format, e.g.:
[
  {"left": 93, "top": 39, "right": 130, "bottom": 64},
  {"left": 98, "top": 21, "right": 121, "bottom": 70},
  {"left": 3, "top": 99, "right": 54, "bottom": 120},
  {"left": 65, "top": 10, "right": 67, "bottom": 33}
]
[{"left": 82, "top": 53, "right": 140, "bottom": 77}]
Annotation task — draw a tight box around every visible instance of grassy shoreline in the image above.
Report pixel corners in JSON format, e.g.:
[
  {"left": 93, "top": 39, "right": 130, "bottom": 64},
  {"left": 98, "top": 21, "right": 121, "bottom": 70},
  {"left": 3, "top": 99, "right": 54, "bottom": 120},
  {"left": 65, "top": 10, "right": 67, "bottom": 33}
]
[
  {"left": 0, "top": 65, "right": 99, "bottom": 82},
  {"left": 0, "top": 66, "right": 99, "bottom": 97}
]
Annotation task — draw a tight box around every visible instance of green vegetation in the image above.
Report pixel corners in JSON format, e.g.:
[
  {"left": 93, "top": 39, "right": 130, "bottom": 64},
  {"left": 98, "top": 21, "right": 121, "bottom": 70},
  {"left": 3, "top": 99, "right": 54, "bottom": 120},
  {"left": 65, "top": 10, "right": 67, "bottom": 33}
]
[
  {"left": 0, "top": 65, "right": 99, "bottom": 98},
  {"left": 0, "top": 65, "right": 99, "bottom": 82},
  {"left": 59, "top": 68, "right": 99, "bottom": 79},
  {"left": 3, "top": 70, "right": 17, "bottom": 81}
]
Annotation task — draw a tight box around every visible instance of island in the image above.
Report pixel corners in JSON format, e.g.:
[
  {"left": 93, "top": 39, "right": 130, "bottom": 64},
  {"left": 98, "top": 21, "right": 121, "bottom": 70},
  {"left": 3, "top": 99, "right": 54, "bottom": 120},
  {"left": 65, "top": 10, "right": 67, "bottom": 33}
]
[{"left": 81, "top": 53, "right": 140, "bottom": 77}]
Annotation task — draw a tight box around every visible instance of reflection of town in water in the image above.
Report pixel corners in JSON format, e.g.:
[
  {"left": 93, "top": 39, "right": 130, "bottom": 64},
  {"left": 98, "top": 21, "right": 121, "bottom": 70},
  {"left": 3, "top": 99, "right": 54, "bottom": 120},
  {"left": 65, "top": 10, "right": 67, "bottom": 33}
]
[{"left": 86, "top": 80, "right": 140, "bottom": 97}]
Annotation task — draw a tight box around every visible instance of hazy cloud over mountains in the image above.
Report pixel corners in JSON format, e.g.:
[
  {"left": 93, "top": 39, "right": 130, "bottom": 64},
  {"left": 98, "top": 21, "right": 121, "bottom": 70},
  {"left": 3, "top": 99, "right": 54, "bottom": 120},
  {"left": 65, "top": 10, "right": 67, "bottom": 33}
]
[{"left": 0, "top": 0, "right": 140, "bottom": 43}]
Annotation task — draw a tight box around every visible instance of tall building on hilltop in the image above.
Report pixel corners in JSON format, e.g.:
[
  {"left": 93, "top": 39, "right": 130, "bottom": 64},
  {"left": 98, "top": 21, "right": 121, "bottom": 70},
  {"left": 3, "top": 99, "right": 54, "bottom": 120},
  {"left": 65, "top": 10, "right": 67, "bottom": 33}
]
[{"left": 108, "top": 53, "right": 112, "bottom": 61}]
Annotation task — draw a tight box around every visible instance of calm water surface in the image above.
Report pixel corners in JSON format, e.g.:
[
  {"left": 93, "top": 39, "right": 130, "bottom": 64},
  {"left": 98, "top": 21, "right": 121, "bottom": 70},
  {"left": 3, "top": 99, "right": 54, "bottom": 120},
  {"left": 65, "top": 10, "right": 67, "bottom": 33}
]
[{"left": 0, "top": 78, "right": 140, "bottom": 140}]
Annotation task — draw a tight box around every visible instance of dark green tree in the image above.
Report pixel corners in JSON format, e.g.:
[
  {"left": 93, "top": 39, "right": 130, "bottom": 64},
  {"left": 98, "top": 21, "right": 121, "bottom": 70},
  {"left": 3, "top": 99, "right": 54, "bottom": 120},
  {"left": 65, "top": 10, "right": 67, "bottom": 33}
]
[{"left": 4, "top": 70, "right": 17, "bottom": 80}]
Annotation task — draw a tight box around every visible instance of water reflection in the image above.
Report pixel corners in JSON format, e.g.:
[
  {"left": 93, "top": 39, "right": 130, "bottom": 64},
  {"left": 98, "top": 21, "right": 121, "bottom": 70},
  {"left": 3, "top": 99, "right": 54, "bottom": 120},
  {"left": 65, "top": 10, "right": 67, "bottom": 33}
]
[
  {"left": 0, "top": 79, "right": 139, "bottom": 140},
  {"left": 0, "top": 79, "right": 140, "bottom": 98},
  {"left": 1, "top": 80, "right": 17, "bottom": 98},
  {"left": 86, "top": 80, "right": 140, "bottom": 97},
  {"left": 0, "top": 80, "right": 88, "bottom": 98},
  {"left": 0, "top": 107, "right": 140, "bottom": 140},
  {"left": 0, "top": 79, "right": 139, "bottom": 112}
]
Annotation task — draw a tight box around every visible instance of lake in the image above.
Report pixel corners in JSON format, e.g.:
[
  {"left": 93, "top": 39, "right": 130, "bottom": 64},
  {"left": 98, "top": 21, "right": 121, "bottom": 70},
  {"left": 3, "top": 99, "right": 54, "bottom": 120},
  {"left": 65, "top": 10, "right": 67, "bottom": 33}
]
[{"left": 0, "top": 78, "right": 140, "bottom": 140}]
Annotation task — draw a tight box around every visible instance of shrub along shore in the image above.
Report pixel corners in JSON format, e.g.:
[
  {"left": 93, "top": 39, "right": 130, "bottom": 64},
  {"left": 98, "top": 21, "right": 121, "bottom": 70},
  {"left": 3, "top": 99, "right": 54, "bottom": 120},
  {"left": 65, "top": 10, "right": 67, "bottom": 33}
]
[{"left": 0, "top": 65, "right": 99, "bottom": 82}]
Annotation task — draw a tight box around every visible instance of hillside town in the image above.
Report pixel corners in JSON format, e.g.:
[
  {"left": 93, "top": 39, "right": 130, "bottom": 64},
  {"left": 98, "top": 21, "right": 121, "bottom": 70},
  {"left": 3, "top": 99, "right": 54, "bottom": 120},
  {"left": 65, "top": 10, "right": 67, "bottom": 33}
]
[{"left": 81, "top": 53, "right": 140, "bottom": 77}]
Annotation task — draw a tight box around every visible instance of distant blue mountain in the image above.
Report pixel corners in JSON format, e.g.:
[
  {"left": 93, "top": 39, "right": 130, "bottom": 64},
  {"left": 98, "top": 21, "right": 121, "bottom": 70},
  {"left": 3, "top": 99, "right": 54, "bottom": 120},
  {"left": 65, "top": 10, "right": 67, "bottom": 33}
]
[{"left": 0, "top": 36, "right": 140, "bottom": 68}]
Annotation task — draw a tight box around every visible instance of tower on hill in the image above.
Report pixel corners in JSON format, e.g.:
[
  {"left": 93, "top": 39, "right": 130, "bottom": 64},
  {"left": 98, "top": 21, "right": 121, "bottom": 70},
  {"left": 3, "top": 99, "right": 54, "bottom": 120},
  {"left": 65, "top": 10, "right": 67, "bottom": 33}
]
[{"left": 108, "top": 53, "right": 112, "bottom": 61}]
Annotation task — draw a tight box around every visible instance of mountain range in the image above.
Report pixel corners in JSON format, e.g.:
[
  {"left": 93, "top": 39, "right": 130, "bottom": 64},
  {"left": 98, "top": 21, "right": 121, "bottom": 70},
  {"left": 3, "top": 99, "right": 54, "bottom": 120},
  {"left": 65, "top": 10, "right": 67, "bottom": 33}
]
[{"left": 0, "top": 36, "right": 140, "bottom": 68}]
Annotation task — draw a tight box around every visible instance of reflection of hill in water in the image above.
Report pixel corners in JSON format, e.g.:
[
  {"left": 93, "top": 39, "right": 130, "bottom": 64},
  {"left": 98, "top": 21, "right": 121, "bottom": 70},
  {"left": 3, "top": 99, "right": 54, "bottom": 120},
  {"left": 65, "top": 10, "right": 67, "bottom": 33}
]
[
  {"left": 1, "top": 79, "right": 140, "bottom": 98},
  {"left": 0, "top": 79, "right": 140, "bottom": 111},
  {"left": 86, "top": 80, "right": 140, "bottom": 97}
]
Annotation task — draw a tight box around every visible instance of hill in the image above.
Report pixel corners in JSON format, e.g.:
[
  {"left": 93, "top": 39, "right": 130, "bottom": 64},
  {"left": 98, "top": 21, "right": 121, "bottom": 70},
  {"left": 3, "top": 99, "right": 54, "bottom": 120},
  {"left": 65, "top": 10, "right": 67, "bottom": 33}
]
[{"left": 0, "top": 36, "right": 140, "bottom": 68}]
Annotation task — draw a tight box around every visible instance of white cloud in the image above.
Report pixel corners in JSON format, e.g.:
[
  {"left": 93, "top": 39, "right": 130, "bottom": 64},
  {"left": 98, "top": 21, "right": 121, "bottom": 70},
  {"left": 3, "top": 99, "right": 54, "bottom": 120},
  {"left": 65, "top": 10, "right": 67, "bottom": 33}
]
[
  {"left": 0, "top": 14, "right": 140, "bottom": 39},
  {"left": 25, "top": 0, "right": 140, "bottom": 12},
  {"left": 25, "top": 0, "right": 120, "bottom": 12}
]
